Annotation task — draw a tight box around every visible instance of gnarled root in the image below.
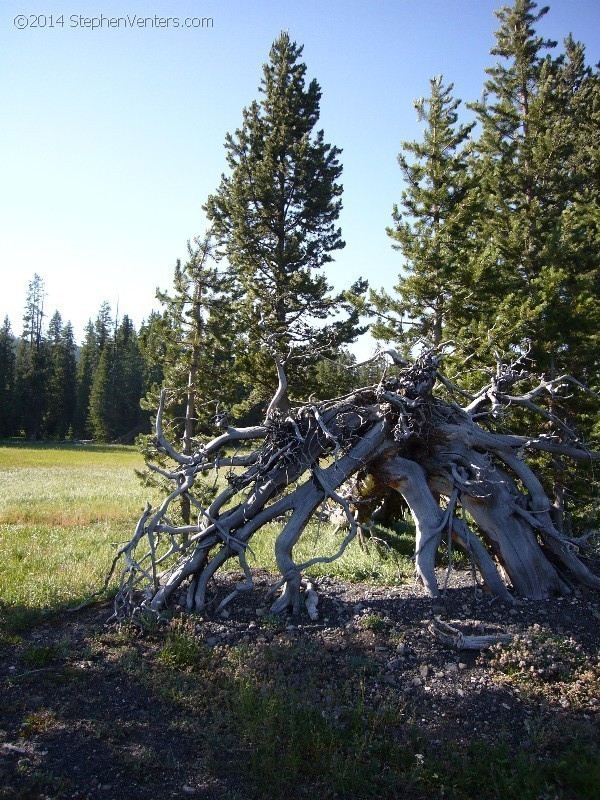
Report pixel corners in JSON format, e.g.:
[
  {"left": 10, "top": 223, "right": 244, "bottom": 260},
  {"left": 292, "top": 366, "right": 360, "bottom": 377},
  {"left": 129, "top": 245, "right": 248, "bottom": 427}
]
[{"left": 112, "top": 351, "right": 598, "bottom": 621}]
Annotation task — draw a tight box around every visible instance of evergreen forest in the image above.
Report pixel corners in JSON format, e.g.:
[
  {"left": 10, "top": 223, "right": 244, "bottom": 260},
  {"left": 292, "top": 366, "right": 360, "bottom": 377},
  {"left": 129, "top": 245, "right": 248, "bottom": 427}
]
[{"left": 0, "top": 0, "right": 597, "bottom": 452}]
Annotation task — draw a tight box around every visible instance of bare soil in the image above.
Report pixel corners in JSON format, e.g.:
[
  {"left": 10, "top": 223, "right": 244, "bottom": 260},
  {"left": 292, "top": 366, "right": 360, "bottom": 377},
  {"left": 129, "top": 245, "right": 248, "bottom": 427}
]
[{"left": 1, "top": 569, "right": 598, "bottom": 800}]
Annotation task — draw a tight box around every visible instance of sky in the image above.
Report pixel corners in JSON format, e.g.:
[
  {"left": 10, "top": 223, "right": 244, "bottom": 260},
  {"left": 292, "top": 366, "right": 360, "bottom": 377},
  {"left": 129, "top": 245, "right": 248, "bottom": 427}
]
[{"left": 1, "top": 0, "right": 599, "bottom": 357}]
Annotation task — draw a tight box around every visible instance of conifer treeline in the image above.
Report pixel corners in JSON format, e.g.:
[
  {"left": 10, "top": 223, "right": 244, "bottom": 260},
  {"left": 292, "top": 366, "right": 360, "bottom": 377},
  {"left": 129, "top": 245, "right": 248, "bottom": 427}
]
[{"left": 0, "top": 275, "right": 161, "bottom": 441}]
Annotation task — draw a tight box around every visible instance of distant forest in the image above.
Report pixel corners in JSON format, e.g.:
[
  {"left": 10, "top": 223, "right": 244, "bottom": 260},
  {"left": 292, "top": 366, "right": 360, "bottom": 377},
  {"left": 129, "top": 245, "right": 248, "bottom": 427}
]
[{"left": 0, "top": 0, "right": 598, "bottom": 445}]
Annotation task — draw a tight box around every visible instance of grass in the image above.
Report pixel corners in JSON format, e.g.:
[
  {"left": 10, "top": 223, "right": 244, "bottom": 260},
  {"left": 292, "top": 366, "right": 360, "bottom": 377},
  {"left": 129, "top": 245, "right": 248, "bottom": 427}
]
[
  {"left": 0, "top": 441, "right": 413, "bottom": 636},
  {"left": 137, "top": 618, "right": 599, "bottom": 800},
  {"left": 0, "top": 440, "right": 156, "bottom": 634},
  {"left": 0, "top": 441, "right": 149, "bottom": 525},
  {"left": 247, "top": 520, "right": 414, "bottom": 584}
]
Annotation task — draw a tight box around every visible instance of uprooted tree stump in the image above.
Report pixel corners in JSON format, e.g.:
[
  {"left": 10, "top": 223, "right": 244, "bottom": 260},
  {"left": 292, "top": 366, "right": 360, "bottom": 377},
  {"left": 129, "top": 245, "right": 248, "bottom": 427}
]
[{"left": 109, "top": 349, "right": 599, "bottom": 621}]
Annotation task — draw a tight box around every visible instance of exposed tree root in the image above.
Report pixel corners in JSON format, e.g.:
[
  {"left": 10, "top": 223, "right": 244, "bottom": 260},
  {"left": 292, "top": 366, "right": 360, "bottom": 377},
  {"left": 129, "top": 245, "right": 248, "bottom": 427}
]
[
  {"left": 112, "top": 351, "right": 599, "bottom": 621},
  {"left": 429, "top": 618, "right": 513, "bottom": 650}
]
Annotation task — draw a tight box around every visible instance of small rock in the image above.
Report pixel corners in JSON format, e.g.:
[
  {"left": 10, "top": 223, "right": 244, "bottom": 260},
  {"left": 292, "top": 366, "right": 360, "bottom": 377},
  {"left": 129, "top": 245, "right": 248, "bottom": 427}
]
[
  {"left": 182, "top": 786, "right": 196, "bottom": 795},
  {"left": 419, "top": 665, "right": 429, "bottom": 678},
  {"left": 220, "top": 610, "right": 230, "bottom": 619},
  {"left": 458, "top": 662, "right": 467, "bottom": 670},
  {"left": 205, "top": 637, "right": 218, "bottom": 647},
  {"left": 509, "top": 609, "right": 518, "bottom": 616},
  {"left": 255, "top": 608, "right": 266, "bottom": 617},
  {"left": 387, "top": 658, "right": 404, "bottom": 671}
]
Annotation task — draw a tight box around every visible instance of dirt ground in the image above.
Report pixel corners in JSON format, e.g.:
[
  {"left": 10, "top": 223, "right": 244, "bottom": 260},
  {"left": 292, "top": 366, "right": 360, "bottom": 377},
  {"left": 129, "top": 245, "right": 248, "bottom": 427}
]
[{"left": 1, "top": 569, "right": 599, "bottom": 800}]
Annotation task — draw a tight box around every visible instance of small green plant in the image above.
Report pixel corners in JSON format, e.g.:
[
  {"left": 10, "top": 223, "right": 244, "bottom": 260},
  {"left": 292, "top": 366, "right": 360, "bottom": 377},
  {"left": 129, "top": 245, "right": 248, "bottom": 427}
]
[
  {"left": 360, "top": 612, "right": 388, "bottom": 633},
  {"left": 20, "top": 708, "right": 58, "bottom": 737},
  {"left": 158, "top": 617, "right": 207, "bottom": 670},
  {"left": 260, "top": 612, "right": 285, "bottom": 632},
  {"left": 485, "top": 625, "right": 586, "bottom": 683},
  {"left": 346, "top": 655, "right": 380, "bottom": 677},
  {"left": 20, "top": 644, "right": 59, "bottom": 668}
]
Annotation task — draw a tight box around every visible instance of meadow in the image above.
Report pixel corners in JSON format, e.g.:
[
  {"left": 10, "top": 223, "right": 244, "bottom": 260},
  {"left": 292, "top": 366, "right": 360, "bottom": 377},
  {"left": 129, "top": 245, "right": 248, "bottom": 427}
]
[
  {"left": 0, "top": 442, "right": 158, "bottom": 632},
  {"left": 0, "top": 441, "right": 410, "bottom": 635}
]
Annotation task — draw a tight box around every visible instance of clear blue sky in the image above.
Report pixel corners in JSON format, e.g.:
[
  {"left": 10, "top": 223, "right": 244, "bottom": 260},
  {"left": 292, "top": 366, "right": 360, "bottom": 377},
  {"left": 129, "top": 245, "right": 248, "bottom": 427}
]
[{"left": 1, "top": 0, "right": 598, "bottom": 356}]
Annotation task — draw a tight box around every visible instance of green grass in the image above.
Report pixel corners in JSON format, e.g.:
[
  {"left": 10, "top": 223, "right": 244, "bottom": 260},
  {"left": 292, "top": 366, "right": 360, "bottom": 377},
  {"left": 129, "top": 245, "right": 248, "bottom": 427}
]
[
  {"left": 0, "top": 442, "right": 148, "bottom": 525},
  {"left": 0, "top": 440, "right": 414, "bottom": 635},
  {"left": 142, "top": 621, "right": 600, "bottom": 800},
  {"left": 0, "top": 441, "right": 156, "bottom": 633},
  {"left": 247, "top": 520, "right": 414, "bottom": 584}
]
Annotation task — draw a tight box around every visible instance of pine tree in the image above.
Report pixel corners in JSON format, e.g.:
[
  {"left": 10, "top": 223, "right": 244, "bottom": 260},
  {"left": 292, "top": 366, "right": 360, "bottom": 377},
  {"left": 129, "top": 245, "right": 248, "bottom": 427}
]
[
  {"left": 94, "top": 301, "right": 113, "bottom": 352},
  {"left": 88, "top": 314, "right": 145, "bottom": 442},
  {"left": 0, "top": 317, "right": 16, "bottom": 437},
  {"left": 15, "top": 274, "right": 48, "bottom": 439},
  {"left": 139, "top": 234, "right": 240, "bottom": 524},
  {"left": 464, "top": 0, "right": 578, "bottom": 370},
  {"left": 370, "top": 76, "right": 475, "bottom": 351},
  {"left": 44, "top": 312, "right": 77, "bottom": 438},
  {"left": 139, "top": 310, "right": 168, "bottom": 393},
  {"left": 88, "top": 343, "right": 114, "bottom": 441},
  {"left": 74, "top": 321, "right": 98, "bottom": 438},
  {"left": 204, "top": 32, "right": 362, "bottom": 406},
  {"left": 549, "top": 36, "right": 600, "bottom": 386},
  {"left": 142, "top": 234, "right": 239, "bottom": 445},
  {"left": 79, "top": 303, "right": 114, "bottom": 438},
  {"left": 113, "top": 315, "right": 145, "bottom": 439}
]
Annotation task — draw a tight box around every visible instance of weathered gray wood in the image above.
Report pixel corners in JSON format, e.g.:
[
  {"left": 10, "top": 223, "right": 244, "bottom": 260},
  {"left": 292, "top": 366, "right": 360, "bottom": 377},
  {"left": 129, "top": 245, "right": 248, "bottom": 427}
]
[{"left": 112, "top": 350, "right": 598, "bottom": 621}]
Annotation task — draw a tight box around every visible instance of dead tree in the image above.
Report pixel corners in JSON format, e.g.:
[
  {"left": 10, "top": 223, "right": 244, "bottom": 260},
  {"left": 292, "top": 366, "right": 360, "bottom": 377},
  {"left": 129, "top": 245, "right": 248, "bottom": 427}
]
[{"left": 112, "top": 349, "right": 599, "bottom": 620}]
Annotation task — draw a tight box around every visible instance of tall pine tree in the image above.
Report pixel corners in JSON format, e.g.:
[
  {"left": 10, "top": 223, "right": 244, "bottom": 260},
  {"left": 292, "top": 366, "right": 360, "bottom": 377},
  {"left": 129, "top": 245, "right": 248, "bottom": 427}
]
[
  {"left": 15, "top": 274, "right": 48, "bottom": 439},
  {"left": 204, "top": 32, "right": 362, "bottom": 407},
  {"left": 463, "top": 0, "right": 599, "bottom": 378},
  {"left": 74, "top": 321, "right": 98, "bottom": 438},
  {"left": 0, "top": 317, "right": 16, "bottom": 437},
  {"left": 44, "top": 311, "right": 77, "bottom": 439},
  {"left": 370, "top": 76, "right": 475, "bottom": 351}
]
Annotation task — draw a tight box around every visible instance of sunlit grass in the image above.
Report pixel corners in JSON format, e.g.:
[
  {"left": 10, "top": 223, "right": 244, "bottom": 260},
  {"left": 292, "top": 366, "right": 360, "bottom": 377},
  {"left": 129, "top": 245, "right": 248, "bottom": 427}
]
[
  {"left": 0, "top": 442, "right": 149, "bottom": 525},
  {"left": 248, "top": 520, "right": 414, "bottom": 584},
  {"left": 0, "top": 521, "right": 124, "bottom": 607},
  {"left": 0, "top": 441, "right": 157, "bottom": 632},
  {"left": 0, "top": 441, "right": 415, "bottom": 634}
]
